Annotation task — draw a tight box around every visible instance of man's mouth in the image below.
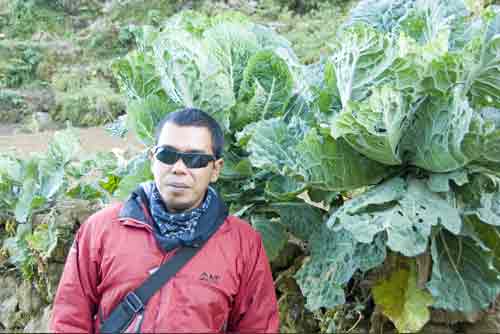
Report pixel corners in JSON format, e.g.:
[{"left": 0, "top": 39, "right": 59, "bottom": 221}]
[{"left": 166, "top": 182, "right": 190, "bottom": 189}]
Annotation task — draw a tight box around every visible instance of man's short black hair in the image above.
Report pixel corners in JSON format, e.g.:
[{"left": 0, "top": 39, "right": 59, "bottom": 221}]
[{"left": 154, "top": 108, "right": 224, "bottom": 159}]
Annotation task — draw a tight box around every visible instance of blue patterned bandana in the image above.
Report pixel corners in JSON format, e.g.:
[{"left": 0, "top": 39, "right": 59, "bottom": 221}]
[
  {"left": 124, "top": 182, "right": 227, "bottom": 252},
  {"left": 145, "top": 182, "right": 213, "bottom": 240}
]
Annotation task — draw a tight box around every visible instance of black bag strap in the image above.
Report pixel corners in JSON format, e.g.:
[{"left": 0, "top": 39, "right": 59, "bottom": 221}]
[
  {"left": 100, "top": 246, "right": 202, "bottom": 333},
  {"left": 100, "top": 187, "right": 224, "bottom": 333}
]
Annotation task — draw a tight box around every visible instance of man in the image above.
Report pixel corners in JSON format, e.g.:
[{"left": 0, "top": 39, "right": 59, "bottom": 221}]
[{"left": 50, "top": 108, "right": 279, "bottom": 333}]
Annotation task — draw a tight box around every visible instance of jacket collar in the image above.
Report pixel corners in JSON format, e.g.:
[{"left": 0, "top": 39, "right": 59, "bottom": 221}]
[
  {"left": 118, "top": 185, "right": 230, "bottom": 242},
  {"left": 118, "top": 189, "right": 150, "bottom": 224}
]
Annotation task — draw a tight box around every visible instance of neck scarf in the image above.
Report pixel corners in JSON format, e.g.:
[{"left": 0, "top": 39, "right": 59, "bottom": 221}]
[{"left": 141, "top": 181, "right": 221, "bottom": 251}]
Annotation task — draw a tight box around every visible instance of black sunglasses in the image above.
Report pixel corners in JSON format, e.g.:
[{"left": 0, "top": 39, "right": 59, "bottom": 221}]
[{"left": 152, "top": 146, "right": 216, "bottom": 169}]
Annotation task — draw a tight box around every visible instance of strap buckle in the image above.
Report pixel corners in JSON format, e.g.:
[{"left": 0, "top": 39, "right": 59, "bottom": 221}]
[{"left": 124, "top": 292, "right": 144, "bottom": 314}]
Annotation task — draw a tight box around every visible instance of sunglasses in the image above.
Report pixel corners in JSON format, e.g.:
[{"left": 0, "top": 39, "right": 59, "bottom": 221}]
[{"left": 152, "top": 146, "right": 216, "bottom": 169}]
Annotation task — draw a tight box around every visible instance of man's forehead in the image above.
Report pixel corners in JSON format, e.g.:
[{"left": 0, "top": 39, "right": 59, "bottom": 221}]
[{"left": 157, "top": 123, "right": 213, "bottom": 153}]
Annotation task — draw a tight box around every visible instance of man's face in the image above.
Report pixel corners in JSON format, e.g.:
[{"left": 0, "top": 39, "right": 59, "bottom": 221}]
[{"left": 151, "top": 122, "right": 223, "bottom": 212}]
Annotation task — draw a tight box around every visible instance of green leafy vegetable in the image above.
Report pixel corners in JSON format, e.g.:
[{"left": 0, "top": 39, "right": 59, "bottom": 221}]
[
  {"left": 295, "top": 225, "right": 386, "bottom": 310},
  {"left": 252, "top": 216, "right": 288, "bottom": 262},
  {"left": 373, "top": 266, "right": 433, "bottom": 333},
  {"left": 427, "top": 229, "right": 500, "bottom": 312}
]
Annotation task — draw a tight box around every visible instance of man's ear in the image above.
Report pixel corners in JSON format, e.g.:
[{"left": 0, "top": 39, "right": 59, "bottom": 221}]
[{"left": 210, "top": 159, "right": 224, "bottom": 183}]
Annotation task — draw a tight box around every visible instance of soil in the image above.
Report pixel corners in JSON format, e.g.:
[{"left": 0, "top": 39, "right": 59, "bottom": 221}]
[{"left": 0, "top": 124, "right": 143, "bottom": 155}]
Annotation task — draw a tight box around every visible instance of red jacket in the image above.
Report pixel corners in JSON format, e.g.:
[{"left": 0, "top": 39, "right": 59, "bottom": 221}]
[{"left": 50, "top": 196, "right": 279, "bottom": 333}]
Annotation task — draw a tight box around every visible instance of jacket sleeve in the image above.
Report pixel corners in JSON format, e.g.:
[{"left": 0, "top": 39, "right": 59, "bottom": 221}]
[
  {"left": 50, "top": 220, "right": 101, "bottom": 333},
  {"left": 228, "top": 233, "right": 280, "bottom": 333}
]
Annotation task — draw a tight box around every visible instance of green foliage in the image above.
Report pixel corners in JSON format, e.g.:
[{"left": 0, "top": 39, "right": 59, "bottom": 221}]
[
  {"left": 251, "top": 216, "right": 288, "bottom": 262},
  {"left": 52, "top": 81, "right": 125, "bottom": 126},
  {"left": 272, "top": 202, "right": 323, "bottom": 240},
  {"left": 0, "top": 43, "right": 43, "bottom": 88},
  {"left": 373, "top": 264, "right": 434, "bottom": 333},
  {"left": 302, "top": 1, "right": 500, "bottom": 329},
  {"left": 0, "top": 129, "right": 80, "bottom": 223},
  {"left": 112, "top": 154, "right": 153, "bottom": 200},
  {"left": 84, "top": 22, "right": 135, "bottom": 59},
  {"left": 243, "top": 118, "right": 393, "bottom": 191},
  {"left": 272, "top": 0, "right": 352, "bottom": 14},
  {"left": 295, "top": 224, "right": 386, "bottom": 310},
  {"left": 0, "top": 128, "right": 144, "bottom": 282},
  {"left": 329, "top": 176, "right": 462, "bottom": 257},
  {"left": 0, "top": 129, "right": 81, "bottom": 280},
  {"left": 427, "top": 229, "right": 500, "bottom": 312},
  {"left": 112, "top": 12, "right": 340, "bottom": 271},
  {"left": 0, "top": 90, "right": 28, "bottom": 123},
  {"left": 3, "top": 2, "right": 500, "bottom": 331},
  {"left": 331, "top": 86, "right": 409, "bottom": 165},
  {"left": 5, "top": 0, "right": 68, "bottom": 38},
  {"left": 106, "top": 0, "right": 182, "bottom": 26},
  {"left": 110, "top": 10, "right": 500, "bottom": 330}
]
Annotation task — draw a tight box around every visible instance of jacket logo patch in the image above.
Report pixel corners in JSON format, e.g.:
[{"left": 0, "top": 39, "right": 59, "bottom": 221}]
[{"left": 200, "top": 272, "right": 220, "bottom": 284}]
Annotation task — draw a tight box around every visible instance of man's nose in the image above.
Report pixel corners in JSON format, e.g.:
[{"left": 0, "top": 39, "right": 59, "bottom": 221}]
[{"left": 170, "top": 157, "right": 188, "bottom": 174}]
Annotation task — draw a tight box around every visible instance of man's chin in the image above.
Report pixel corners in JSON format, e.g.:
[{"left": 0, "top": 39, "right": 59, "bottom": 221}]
[{"left": 165, "top": 199, "right": 194, "bottom": 213}]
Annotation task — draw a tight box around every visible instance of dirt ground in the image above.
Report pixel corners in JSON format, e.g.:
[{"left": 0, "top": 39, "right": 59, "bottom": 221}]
[{"left": 0, "top": 124, "right": 143, "bottom": 155}]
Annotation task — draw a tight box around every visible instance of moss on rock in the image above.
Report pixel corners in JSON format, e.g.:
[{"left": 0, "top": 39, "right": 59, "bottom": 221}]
[
  {"left": 52, "top": 81, "right": 125, "bottom": 126},
  {"left": 0, "top": 90, "right": 28, "bottom": 123},
  {"left": 35, "top": 41, "right": 84, "bottom": 83},
  {"left": 0, "top": 88, "right": 55, "bottom": 123}
]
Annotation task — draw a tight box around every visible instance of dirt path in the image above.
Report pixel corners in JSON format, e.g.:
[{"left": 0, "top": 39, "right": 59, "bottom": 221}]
[{"left": 0, "top": 125, "right": 143, "bottom": 155}]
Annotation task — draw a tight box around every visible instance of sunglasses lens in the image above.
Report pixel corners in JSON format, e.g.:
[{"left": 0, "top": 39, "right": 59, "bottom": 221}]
[
  {"left": 155, "top": 148, "right": 179, "bottom": 164},
  {"left": 186, "top": 155, "right": 210, "bottom": 168},
  {"left": 155, "top": 147, "right": 214, "bottom": 169},
  {"left": 181, "top": 153, "right": 213, "bottom": 168}
]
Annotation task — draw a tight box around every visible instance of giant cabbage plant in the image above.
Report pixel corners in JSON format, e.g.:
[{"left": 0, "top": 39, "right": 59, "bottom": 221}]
[
  {"left": 111, "top": 11, "right": 339, "bottom": 264},
  {"left": 111, "top": 5, "right": 500, "bottom": 333},
  {"left": 242, "top": 1, "right": 500, "bottom": 332}
]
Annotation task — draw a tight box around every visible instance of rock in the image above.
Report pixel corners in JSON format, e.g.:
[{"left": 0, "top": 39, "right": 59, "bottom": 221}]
[
  {"left": 0, "top": 295, "right": 19, "bottom": 329},
  {"left": 431, "top": 308, "right": 483, "bottom": 324},
  {"left": 46, "top": 263, "right": 65, "bottom": 303},
  {"left": 20, "top": 112, "right": 59, "bottom": 133},
  {"left": 16, "top": 280, "right": 42, "bottom": 314},
  {"left": 0, "top": 88, "right": 55, "bottom": 124},
  {"left": 0, "top": 274, "right": 18, "bottom": 301},
  {"left": 23, "top": 305, "right": 51, "bottom": 333},
  {"left": 34, "top": 112, "right": 57, "bottom": 131},
  {"left": 54, "top": 199, "right": 98, "bottom": 228}
]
